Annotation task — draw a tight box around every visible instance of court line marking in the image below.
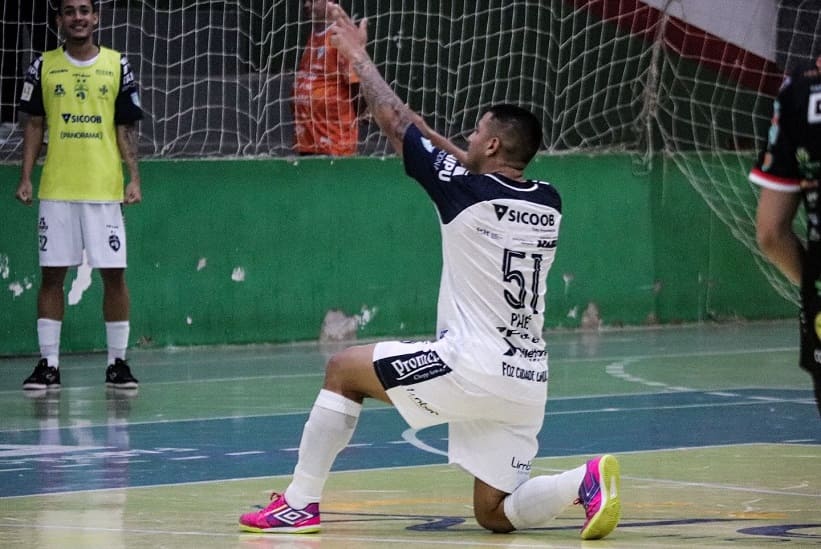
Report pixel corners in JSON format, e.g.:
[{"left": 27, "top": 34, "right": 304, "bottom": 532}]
[
  {"left": 0, "top": 404, "right": 393, "bottom": 433},
  {"left": 605, "top": 359, "right": 814, "bottom": 408},
  {"left": 0, "top": 387, "right": 814, "bottom": 435},
  {"left": 533, "top": 468, "right": 821, "bottom": 498},
  {"left": 546, "top": 399, "right": 815, "bottom": 414},
  {"left": 1, "top": 442, "right": 817, "bottom": 501},
  {"left": 0, "top": 341, "right": 799, "bottom": 393},
  {"left": 0, "top": 522, "right": 584, "bottom": 548},
  {"left": 0, "top": 444, "right": 107, "bottom": 457},
  {"left": 630, "top": 477, "right": 821, "bottom": 498},
  {"left": 402, "top": 428, "right": 447, "bottom": 457}
]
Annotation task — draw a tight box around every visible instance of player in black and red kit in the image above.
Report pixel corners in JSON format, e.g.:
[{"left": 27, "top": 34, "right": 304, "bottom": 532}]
[{"left": 750, "top": 55, "right": 821, "bottom": 418}]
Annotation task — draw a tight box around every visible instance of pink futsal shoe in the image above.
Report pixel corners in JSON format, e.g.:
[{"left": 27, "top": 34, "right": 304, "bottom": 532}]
[
  {"left": 239, "top": 492, "right": 321, "bottom": 534},
  {"left": 576, "top": 454, "right": 621, "bottom": 540}
]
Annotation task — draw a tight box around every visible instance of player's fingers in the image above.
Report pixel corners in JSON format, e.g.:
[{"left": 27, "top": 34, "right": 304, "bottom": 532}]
[
  {"left": 329, "top": 31, "right": 345, "bottom": 50},
  {"left": 357, "top": 18, "right": 368, "bottom": 44},
  {"left": 330, "top": 3, "right": 356, "bottom": 30},
  {"left": 328, "top": 3, "right": 346, "bottom": 23},
  {"left": 329, "top": 19, "right": 354, "bottom": 46}
]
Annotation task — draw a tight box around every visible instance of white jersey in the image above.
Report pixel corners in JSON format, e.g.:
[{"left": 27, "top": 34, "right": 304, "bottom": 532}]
[{"left": 402, "top": 125, "right": 562, "bottom": 405}]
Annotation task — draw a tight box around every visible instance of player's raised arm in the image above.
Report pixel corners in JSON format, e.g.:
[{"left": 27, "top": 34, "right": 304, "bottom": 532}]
[
  {"left": 409, "top": 112, "right": 468, "bottom": 166},
  {"left": 327, "top": 3, "right": 415, "bottom": 156},
  {"left": 329, "top": 3, "right": 468, "bottom": 163}
]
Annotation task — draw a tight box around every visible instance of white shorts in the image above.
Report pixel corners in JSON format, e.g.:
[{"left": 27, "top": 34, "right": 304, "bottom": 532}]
[
  {"left": 373, "top": 340, "right": 545, "bottom": 493},
  {"left": 38, "top": 201, "right": 127, "bottom": 268}
]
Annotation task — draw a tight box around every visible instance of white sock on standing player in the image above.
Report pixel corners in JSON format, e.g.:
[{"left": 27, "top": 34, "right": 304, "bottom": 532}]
[
  {"left": 503, "top": 465, "right": 587, "bottom": 529},
  {"left": 106, "top": 321, "right": 129, "bottom": 364},
  {"left": 284, "top": 389, "right": 362, "bottom": 509},
  {"left": 37, "top": 318, "right": 62, "bottom": 368}
]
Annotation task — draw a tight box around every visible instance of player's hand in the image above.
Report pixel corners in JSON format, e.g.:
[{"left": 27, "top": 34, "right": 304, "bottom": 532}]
[
  {"left": 15, "top": 179, "right": 33, "bottom": 205},
  {"left": 124, "top": 180, "right": 142, "bottom": 204},
  {"left": 328, "top": 3, "right": 368, "bottom": 62},
  {"left": 411, "top": 113, "right": 468, "bottom": 165}
]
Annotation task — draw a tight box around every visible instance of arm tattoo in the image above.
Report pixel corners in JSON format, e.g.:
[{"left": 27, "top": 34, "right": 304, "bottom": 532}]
[
  {"left": 352, "top": 58, "right": 413, "bottom": 146},
  {"left": 118, "top": 122, "right": 140, "bottom": 173}
]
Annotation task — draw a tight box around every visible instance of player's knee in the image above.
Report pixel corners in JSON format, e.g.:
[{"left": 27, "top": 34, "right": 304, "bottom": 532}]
[
  {"left": 40, "top": 268, "right": 67, "bottom": 289},
  {"left": 323, "top": 349, "right": 352, "bottom": 391},
  {"left": 100, "top": 268, "right": 126, "bottom": 286},
  {"left": 322, "top": 346, "right": 376, "bottom": 402},
  {"left": 473, "top": 506, "right": 514, "bottom": 533}
]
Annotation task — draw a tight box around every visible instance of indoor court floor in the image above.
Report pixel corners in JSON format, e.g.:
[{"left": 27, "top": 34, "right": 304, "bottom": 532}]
[{"left": 0, "top": 319, "right": 819, "bottom": 548}]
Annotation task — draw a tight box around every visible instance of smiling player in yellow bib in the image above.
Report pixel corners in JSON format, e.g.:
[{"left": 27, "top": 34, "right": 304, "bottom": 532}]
[{"left": 15, "top": 0, "right": 143, "bottom": 391}]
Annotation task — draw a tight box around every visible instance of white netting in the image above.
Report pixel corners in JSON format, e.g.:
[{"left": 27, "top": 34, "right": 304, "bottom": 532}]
[
  {"left": 0, "top": 0, "right": 660, "bottom": 158},
  {"left": 1, "top": 1, "right": 818, "bottom": 301},
  {"left": 650, "top": 1, "right": 820, "bottom": 305}
]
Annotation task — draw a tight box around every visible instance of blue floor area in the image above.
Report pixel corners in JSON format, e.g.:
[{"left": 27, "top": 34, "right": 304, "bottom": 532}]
[{"left": 1, "top": 388, "right": 817, "bottom": 498}]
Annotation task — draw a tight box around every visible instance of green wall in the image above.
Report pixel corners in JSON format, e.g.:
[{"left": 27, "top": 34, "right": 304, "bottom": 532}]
[{"left": 0, "top": 154, "right": 794, "bottom": 355}]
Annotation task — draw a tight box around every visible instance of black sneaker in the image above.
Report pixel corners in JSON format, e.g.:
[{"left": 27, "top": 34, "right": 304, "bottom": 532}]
[
  {"left": 22, "top": 358, "right": 61, "bottom": 390},
  {"left": 105, "top": 358, "right": 139, "bottom": 389}
]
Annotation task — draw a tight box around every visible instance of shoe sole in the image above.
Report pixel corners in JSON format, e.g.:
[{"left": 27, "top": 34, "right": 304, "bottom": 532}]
[
  {"left": 238, "top": 523, "right": 320, "bottom": 534},
  {"left": 106, "top": 382, "right": 139, "bottom": 389},
  {"left": 22, "top": 384, "right": 61, "bottom": 391},
  {"left": 106, "top": 385, "right": 139, "bottom": 396},
  {"left": 580, "top": 454, "right": 621, "bottom": 540}
]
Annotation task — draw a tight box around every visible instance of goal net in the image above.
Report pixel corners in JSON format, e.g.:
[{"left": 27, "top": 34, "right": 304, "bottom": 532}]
[{"left": 1, "top": 0, "right": 817, "bottom": 302}]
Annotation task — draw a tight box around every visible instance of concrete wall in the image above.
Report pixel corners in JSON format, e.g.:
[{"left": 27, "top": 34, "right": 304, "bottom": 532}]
[{"left": 0, "top": 153, "right": 794, "bottom": 355}]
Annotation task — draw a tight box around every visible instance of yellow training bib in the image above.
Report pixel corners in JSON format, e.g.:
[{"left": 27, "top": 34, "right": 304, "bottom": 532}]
[{"left": 38, "top": 47, "right": 124, "bottom": 201}]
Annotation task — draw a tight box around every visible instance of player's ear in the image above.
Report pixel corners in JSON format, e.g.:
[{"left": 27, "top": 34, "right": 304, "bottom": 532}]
[{"left": 486, "top": 136, "right": 501, "bottom": 157}]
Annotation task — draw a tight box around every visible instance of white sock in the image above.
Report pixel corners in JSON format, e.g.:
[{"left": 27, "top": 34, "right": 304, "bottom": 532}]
[
  {"left": 37, "top": 318, "right": 62, "bottom": 368},
  {"left": 284, "top": 389, "right": 362, "bottom": 509},
  {"left": 503, "top": 464, "right": 587, "bottom": 529},
  {"left": 106, "top": 321, "right": 130, "bottom": 364}
]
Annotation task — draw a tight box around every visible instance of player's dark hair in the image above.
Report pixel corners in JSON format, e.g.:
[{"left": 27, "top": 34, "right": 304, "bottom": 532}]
[
  {"left": 59, "top": 0, "right": 97, "bottom": 13},
  {"left": 485, "top": 104, "right": 543, "bottom": 167}
]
